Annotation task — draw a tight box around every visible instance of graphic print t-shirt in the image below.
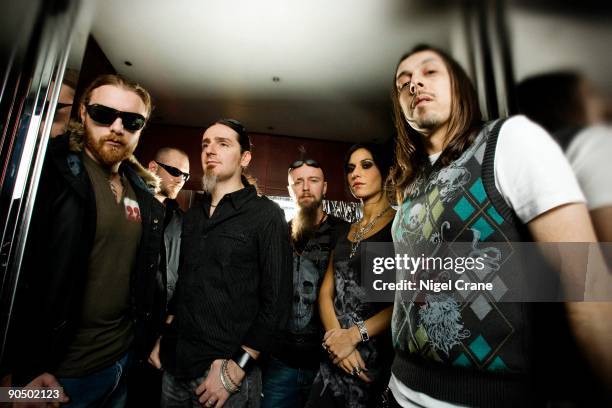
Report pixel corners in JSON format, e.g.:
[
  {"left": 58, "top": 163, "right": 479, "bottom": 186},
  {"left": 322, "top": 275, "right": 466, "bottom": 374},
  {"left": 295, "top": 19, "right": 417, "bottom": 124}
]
[{"left": 56, "top": 153, "right": 142, "bottom": 377}]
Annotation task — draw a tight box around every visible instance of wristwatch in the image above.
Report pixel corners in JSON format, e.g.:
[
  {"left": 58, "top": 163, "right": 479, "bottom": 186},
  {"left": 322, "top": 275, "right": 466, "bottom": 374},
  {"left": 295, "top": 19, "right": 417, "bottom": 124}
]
[{"left": 353, "top": 317, "right": 369, "bottom": 343}]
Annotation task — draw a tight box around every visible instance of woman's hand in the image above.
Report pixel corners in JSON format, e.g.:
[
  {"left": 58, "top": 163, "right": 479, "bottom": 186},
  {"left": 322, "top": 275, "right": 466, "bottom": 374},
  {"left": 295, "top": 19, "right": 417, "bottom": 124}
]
[
  {"left": 323, "top": 326, "right": 361, "bottom": 364},
  {"left": 337, "top": 350, "right": 372, "bottom": 383}
]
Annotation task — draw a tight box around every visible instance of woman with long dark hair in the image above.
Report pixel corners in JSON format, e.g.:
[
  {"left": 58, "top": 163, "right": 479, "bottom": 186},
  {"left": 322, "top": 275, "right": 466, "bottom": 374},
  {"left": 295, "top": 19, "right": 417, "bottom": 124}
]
[{"left": 306, "top": 143, "right": 395, "bottom": 408}]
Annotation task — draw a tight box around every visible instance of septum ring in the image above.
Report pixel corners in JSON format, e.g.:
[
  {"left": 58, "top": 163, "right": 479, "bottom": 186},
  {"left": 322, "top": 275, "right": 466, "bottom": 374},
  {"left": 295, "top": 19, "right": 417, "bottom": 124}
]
[{"left": 409, "top": 82, "right": 416, "bottom": 95}]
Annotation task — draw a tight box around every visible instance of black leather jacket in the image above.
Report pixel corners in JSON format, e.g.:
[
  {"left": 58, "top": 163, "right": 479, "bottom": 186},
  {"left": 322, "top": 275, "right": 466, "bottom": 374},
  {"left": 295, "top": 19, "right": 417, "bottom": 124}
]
[{"left": 6, "top": 132, "right": 165, "bottom": 386}]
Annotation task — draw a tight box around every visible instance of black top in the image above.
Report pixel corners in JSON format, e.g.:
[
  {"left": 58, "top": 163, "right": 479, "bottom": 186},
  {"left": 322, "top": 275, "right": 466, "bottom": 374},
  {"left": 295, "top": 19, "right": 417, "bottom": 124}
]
[
  {"left": 274, "top": 215, "right": 349, "bottom": 369},
  {"left": 166, "top": 180, "right": 292, "bottom": 379},
  {"left": 316, "top": 221, "right": 394, "bottom": 408}
]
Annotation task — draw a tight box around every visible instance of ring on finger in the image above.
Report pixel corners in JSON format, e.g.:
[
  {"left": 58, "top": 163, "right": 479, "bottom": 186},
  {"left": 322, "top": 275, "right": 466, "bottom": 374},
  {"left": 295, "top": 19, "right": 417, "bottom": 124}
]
[
  {"left": 206, "top": 400, "right": 215, "bottom": 407},
  {"left": 351, "top": 366, "right": 362, "bottom": 377},
  {"left": 321, "top": 342, "right": 328, "bottom": 351}
]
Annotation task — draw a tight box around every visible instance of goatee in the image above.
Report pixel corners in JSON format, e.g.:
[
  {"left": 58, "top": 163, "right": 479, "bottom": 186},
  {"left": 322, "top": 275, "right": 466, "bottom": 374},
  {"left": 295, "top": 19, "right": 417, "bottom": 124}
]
[
  {"left": 291, "top": 199, "right": 322, "bottom": 244},
  {"left": 85, "top": 129, "right": 134, "bottom": 167},
  {"left": 201, "top": 169, "right": 218, "bottom": 194}
]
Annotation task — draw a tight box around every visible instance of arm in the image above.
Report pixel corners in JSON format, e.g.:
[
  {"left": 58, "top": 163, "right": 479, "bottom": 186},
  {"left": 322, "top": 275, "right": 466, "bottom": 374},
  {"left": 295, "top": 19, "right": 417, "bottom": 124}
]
[
  {"left": 319, "top": 248, "right": 393, "bottom": 363},
  {"left": 591, "top": 207, "right": 612, "bottom": 242},
  {"left": 316, "top": 252, "right": 369, "bottom": 382},
  {"left": 148, "top": 314, "right": 174, "bottom": 369},
  {"left": 319, "top": 251, "right": 340, "bottom": 331},
  {"left": 361, "top": 306, "right": 393, "bottom": 339},
  {"left": 325, "top": 306, "right": 393, "bottom": 365},
  {"left": 149, "top": 217, "right": 184, "bottom": 369},
  {"left": 528, "top": 202, "right": 612, "bottom": 387},
  {"left": 591, "top": 207, "right": 612, "bottom": 270},
  {"left": 240, "top": 206, "right": 292, "bottom": 354}
]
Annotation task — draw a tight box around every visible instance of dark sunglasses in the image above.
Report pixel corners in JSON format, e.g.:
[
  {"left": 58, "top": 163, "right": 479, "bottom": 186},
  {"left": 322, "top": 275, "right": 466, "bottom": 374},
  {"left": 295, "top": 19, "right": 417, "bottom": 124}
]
[
  {"left": 289, "top": 158, "right": 321, "bottom": 171},
  {"left": 86, "top": 104, "right": 146, "bottom": 132},
  {"left": 55, "top": 102, "right": 72, "bottom": 112},
  {"left": 155, "top": 161, "right": 190, "bottom": 181}
]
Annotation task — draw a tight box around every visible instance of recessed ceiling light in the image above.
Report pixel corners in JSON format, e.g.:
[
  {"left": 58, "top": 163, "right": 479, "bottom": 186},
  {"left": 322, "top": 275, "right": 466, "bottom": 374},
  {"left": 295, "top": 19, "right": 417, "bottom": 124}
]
[
  {"left": 272, "top": 76, "right": 280, "bottom": 82},
  {"left": 124, "top": 61, "right": 133, "bottom": 66}
]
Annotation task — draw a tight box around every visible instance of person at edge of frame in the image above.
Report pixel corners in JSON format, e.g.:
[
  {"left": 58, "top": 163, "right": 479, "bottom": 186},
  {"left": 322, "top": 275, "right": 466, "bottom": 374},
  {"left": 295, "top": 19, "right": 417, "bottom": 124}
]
[
  {"left": 4, "top": 73, "right": 165, "bottom": 407},
  {"left": 385, "top": 44, "right": 612, "bottom": 407}
]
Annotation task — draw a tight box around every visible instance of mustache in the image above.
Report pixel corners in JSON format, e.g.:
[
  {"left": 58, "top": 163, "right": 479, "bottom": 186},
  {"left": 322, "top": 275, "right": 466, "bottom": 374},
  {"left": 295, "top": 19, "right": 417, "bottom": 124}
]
[
  {"left": 101, "top": 135, "right": 126, "bottom": 146},
  {"left": 409, "top": 91, "right": 435, "bottom": 110}
]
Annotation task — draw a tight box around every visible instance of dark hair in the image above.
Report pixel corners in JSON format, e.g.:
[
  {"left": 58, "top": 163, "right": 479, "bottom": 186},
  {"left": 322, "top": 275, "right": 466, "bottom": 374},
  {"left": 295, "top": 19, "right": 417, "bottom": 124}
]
[
  {"left": 516, "top": 71, "right": 585, "bottom": 134},
  {"left": 79, "top": 74, "right": 153, "bottom": 120},
  {"left": 390, "top": 44, "right": 482, "bottom": 203},
  {"left": 343, "top": 143, "right": 393, "bottom": 197},
  {"left": 215, "top": 118, "right": 251, "bottom": 152}
]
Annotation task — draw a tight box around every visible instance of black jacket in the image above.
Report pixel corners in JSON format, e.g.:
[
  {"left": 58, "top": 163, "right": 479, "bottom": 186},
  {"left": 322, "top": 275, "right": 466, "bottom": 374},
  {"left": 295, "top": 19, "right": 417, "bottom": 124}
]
[
  {"left": 162, "top": 199, "right": 183, "bottom": 310},
  {"left": 6, "top": 131, "right": 165, "bottom": 386}
]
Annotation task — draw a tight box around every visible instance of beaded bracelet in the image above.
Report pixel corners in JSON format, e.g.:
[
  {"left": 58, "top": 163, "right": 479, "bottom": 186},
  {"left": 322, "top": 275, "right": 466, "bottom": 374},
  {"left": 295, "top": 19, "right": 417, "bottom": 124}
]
[
  {"left": 219, "top": 360, "right": 240, "bottom": 394},
  {"left": 223, "top": 359, "right": 242, "bottom": 391}
]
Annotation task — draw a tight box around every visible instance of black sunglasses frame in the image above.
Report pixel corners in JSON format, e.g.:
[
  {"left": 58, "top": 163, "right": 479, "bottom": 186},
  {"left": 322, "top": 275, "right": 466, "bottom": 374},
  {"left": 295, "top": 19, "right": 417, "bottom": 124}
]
[
  {"left": 56, "top": 102, "right": 72, "bottom": 111},
  {"left": 288, "top": 158, "right": 321, "bottom": 171},
  {"left": 86, "top": 104, "right": 146, "bottom": 132},
  {"left": 155, "top": 160, "right": 190, "bottom": 182}
]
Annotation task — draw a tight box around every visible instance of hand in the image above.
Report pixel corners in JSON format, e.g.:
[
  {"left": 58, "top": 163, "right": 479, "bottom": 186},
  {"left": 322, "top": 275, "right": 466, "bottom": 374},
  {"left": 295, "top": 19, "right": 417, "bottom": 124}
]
[
  {"left": 195, "top": 359, "right": 245, "bottom": 408},
  {"left": 13, "top": 373, "right": 69, "bottom": 408},
  {"left": 323, "top": 326, "right": 361, "bottom": 364},
  {"left": 148, "top": 337, "right": 162, "bottom": 370},
  {"left": 337, "top": 350, "right": 372, "bottom": 383}
]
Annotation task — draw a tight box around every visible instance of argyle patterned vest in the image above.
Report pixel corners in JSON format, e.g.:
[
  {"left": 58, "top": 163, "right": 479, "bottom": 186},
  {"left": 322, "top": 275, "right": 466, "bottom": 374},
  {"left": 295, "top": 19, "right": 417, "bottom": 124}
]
[{"left": 390, "top": 119, "right": 538, "bottom": 405}]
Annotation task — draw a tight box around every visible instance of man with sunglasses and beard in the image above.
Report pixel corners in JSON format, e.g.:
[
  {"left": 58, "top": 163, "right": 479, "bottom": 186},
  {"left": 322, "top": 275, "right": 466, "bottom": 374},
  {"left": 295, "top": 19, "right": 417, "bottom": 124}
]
[
  {"left": 160, "top": 119, "right": 291, "bottom": 408},
  {"left": 5, "top": 74, "right": 165, "bottom": 406},
  {"left": 261, "top": 155, "right": 348, "bottom": 408}
]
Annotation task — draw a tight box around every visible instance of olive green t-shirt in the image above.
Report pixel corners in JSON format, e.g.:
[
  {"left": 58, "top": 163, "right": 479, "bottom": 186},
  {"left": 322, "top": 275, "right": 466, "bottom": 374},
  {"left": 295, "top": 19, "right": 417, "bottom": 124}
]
[{"left": 55, "top": 153, "right": 142, "bottom": 377}]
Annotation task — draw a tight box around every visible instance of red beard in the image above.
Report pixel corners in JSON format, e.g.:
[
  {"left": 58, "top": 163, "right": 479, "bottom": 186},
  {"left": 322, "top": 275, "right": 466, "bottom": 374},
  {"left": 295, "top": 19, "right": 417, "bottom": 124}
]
[{"left": 85, "top": 130, "right": 135, "bottom": 167}]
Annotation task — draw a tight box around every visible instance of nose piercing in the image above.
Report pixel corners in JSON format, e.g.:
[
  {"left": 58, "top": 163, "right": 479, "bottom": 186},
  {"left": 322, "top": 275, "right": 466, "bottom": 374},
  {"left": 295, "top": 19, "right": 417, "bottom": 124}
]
[{"left": 409, "top": 82, "right": 416, "bottom": 95}]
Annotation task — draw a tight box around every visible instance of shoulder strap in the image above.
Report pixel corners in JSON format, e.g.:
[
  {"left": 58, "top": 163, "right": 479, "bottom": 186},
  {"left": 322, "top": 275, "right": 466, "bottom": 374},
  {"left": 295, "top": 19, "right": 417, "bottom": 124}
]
[{"left": 481, "top": 118, "right": 520, "bottom": 225}]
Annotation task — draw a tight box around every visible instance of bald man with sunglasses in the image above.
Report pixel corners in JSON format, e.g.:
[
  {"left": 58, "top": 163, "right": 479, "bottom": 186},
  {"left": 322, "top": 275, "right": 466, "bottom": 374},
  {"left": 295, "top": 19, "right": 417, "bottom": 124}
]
[
  {"left": 122, "top": 147, "right": 192, "bottom": 407},
  {"left": 147, "top": 147, "right": 190, "bottom": 361},
  {"left": 5, "top": 74, "right": 165, "bottom": 407}
]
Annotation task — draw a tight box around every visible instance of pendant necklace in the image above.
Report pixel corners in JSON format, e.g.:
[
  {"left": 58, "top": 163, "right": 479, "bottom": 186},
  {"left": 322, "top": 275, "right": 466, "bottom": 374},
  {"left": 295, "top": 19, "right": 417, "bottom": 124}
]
[
  {"left": 349, "top": 206, "right": 391, "bottom": 258},
  {"left": 108, "top": 173, "right": 124, "bottom": 202}
]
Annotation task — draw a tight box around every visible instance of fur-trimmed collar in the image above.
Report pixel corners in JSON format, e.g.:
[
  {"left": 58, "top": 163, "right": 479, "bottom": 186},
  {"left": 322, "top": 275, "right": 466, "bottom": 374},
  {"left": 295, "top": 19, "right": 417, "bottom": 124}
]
[{"left": 66, "top": 122, "right": 160, "bottom": 193}]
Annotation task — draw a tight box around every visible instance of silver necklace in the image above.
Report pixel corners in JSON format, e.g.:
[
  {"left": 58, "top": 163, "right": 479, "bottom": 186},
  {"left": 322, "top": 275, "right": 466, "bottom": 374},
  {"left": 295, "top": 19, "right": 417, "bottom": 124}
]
[{"left": 349, "top": 206, "right": 391, "bottom": 258}]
